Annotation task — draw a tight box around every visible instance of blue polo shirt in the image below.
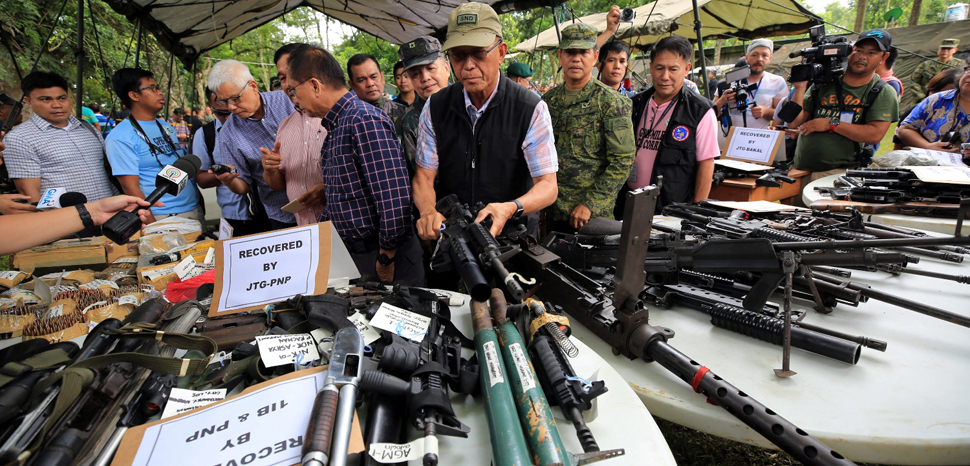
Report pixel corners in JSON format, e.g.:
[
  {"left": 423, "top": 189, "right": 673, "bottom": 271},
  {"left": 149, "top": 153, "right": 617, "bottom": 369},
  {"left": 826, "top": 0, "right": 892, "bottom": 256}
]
[{"left": 106, "top": 118, "right": 199, "bottom": 215}]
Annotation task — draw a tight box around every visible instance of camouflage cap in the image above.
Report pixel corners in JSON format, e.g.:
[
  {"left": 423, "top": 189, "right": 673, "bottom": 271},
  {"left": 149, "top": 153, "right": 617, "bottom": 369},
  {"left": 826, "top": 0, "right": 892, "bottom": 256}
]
[
  {"left": 940, "top": 38, "right": 960, "bottom": 49},
  {"left": 559, "top": 23, "right": 597, "bottom": 50},
  {"left": 399, "top": 37, "right": 442, "bottom": 71},
  {"left": 442, "top": 2, "right": 502, "bottom": 52}
]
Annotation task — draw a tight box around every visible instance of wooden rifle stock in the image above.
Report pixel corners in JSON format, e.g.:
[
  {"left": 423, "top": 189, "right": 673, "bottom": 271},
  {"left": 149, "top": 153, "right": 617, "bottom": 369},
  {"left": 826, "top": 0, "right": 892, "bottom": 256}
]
[{"left": 811, "top": 200, "right": 968, "bottom": 218}]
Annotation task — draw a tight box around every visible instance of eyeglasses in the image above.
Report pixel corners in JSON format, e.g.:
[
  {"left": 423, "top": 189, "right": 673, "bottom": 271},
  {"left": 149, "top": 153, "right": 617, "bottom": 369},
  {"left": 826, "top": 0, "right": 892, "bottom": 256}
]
[
  {"left": 212, "top": 109, "right": 231, "bottom": 116},
  {"left": 216, "top": 81, "right": 252, "bottom": 106},
  {"left": 287, "top": 78, "right": 312, "bottom": 98},
  {"left": 448, "top": 39, "right": 503, "bottom": 64},
  {"left": 135, "top": 84, "right": 162, "bottom": 93}
]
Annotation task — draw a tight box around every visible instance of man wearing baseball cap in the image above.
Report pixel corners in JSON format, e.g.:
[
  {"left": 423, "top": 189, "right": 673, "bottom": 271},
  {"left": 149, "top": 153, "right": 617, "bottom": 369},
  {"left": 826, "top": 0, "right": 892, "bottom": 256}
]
[
  {"left": 912, "top": 38, "right": 965, "bottom": 101},
  {"left": 413, "top": 2, "right": 558, "bottom": 240},
  {"left": 507, "top": 62, "right": 539, "bottom": 95},
  {"left": 396, "top": 36, "right": 452, "bottom": 176},
  {"left": 543, "top": 22, "right": 634, "bottom": 232},
  {"left": 788, "top": 29, "right": 898, "bottom": 179},
  {"left": 714, "top": 38, "right": 789, "bottom": 130}
]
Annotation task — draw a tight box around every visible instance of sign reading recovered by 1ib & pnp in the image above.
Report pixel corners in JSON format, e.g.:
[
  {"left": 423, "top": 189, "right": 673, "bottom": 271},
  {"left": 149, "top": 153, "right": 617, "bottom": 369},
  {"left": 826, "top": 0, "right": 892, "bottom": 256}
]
[{"left": 209, "top": 223, "right": 332, "bottom": 317}]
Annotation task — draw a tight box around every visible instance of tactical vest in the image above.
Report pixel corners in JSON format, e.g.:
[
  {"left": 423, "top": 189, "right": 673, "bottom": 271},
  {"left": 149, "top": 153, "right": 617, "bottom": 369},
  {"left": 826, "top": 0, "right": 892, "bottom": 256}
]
[
  {"left": 631, "top": 85, "right": 714, "bottom": 209},
  {"left": 429, "top": 75, "right": 541, "bottom": 234}
]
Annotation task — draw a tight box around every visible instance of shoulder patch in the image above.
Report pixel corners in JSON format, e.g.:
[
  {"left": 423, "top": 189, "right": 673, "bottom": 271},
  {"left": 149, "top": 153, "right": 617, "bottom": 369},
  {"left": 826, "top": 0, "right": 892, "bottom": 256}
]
[{"left": 672, "top": 125, "right": 690, "bottom": 141}]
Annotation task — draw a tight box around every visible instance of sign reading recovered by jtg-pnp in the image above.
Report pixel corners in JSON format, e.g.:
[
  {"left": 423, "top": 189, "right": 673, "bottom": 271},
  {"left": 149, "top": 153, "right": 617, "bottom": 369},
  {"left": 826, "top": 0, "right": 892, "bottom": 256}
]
[{"left": 209, "top": 223, "right": 332, "bottom": 317}]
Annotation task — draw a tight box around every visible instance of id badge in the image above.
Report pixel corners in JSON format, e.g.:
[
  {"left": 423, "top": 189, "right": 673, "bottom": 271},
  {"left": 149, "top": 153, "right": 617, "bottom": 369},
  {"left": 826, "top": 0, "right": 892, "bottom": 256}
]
[
  {"left": 628, "top": 164, "right": 637, "bottom": 183},
  {"left": 839, "top": 111, "right": 854, "bottom": 124}
]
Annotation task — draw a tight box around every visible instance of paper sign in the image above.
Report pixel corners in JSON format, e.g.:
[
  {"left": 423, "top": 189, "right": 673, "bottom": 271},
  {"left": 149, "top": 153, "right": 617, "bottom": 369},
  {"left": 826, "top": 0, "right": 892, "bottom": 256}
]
[
  {"left": 218, "top": 218, "right": 233, "bottom": 240},
  {"left": 482, "top": 341, "right": 504, "bottom": 387},
  {"left": 210, "top": 223, "right": 331, "bottom": 317},
  {"left": 204, "top": 248, "right": 215, "bottom": 266},
  {"left": 368, "top": 436, "right": 438, "bottom": 463},
  {"left": 348, "top": 312, "right": 383, "bottom": 344},
  {"left": 174, "top": 257, "right": 198, "bottom": 281},
  {"left": 369, "top": 302, "right": 431, "bottom": 342},
  {"left": 255, "top": 334, "right": 321, "bottom": 368},
  {"left": 112, "top": 367, "right": 364, "bottom": 466},
  {"left": 508, "top": 343, "right": 536, "bottom": 392},
  {"left": 722, "top": 126, "right": 783, "bottom": 164},
  {"left": 161, "top": 388, "right": 227, "bottom": 419},
  {"left": 903, "top": 165, "right": 970, "bottom": 185}
]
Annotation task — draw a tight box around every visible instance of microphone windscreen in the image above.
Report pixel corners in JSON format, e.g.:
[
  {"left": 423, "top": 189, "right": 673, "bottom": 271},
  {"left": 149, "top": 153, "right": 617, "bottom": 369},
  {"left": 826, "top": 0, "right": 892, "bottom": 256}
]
[
  {"left": 173, "top": 155, "right": 202, "bottom": 177},
  {"left": 59, "top": 192, "right": 88, "bottom": 207},
  {"left": 776, "top": 101, "right": 803, "bottom": 124}
]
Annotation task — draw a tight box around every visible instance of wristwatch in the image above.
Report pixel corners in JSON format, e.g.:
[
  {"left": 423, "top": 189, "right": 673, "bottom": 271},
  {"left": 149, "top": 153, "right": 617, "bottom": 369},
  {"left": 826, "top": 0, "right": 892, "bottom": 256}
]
[
  {"left": 511, "top": 199, "right": 525, "bottom": 220},
  {"left": 377, "top": 253, "right": 396, "bottom": 266},
  {"left": 829, "top": 117, "right": 840, "bottom": 133},
  {"left": 75, "top": 204, "right": 95, "bottom": 229}
]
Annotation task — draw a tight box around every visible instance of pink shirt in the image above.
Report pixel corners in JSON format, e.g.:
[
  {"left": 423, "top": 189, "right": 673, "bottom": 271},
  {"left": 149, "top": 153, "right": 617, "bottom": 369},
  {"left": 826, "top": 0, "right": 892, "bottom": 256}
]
[
  {"left": 627, "top": 98, "right": 719, "bottom": 190},
  {"left": 277, "top": 110, "right": 327, "bottom": 226}
]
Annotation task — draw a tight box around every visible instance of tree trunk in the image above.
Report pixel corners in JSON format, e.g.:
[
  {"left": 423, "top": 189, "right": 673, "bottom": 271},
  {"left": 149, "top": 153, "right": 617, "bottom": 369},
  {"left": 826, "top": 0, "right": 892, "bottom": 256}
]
[
  {"left": 195, "top": 59, "right": 209, "bottom": 108},
  {"left": 714, "top": 39, "right": 724, "bottom": 67},
  {"left": 908, "top": 0, "right": 922, "bottom": 26},
  {"left": 854, "top": 0, "right": 868, "bottom": 32},
  {"left": 256, "top": 33, "right": 271, "bottom": 91}
]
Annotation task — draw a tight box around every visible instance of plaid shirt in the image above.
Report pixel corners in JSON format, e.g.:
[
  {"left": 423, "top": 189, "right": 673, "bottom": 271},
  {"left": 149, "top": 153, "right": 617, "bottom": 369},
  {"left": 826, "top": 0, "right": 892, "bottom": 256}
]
[
  {"left": 220, "top": 90, "right": 296, "bottom": 223},
  {"left": 320, "top": 92, "right": 412, "bottom": 251},
  {"left": 415, "top": 75, "right": 558, "bottom": 177},
  {"left": 3, "top": 114, "right": 119, "bottom": 202}
]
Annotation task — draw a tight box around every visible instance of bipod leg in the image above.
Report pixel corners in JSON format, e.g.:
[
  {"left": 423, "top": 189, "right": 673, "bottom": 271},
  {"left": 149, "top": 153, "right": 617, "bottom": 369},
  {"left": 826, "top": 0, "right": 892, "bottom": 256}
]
[
  {"left": 774, "top": 256, "right": 797, "bottom": 378},
  {"left": 802, "top": 266, "right": 832, "bottom": 314}
]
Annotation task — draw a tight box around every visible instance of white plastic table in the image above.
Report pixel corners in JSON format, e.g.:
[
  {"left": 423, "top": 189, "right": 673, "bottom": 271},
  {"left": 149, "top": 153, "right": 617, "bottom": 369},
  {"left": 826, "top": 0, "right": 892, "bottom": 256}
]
[
  {"left": 803, "top": 174, "right": 970, "bottom": 236},
  {"left": 555, "top": 243, "right": 970, "bottom": 465}
]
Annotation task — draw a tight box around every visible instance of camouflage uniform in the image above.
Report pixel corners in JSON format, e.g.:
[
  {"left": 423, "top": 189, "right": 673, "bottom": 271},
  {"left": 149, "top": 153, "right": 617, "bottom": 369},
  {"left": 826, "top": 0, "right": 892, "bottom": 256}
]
[
  {"left": 911, "top": 42, "right": 966, "bottom": 101},
  {"left": 395, "top": 96, "right": 425, "bottom": 176},
  {"left": 544, "top": 77, "right": 635, "bottom": 221},
  {"left": 371, "top": 95, "right": 407, "bottom": 123}
]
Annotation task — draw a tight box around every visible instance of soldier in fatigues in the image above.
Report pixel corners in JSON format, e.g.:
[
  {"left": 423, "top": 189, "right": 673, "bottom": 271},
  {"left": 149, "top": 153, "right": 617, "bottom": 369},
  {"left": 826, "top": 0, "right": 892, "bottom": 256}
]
[
  {"left": 911, "top": 39, "right": 966, "bottom": 101},
  {"left": 544, "top": 23, "right": 635, "bottom": 232},
  {"left": 396, "top": 37, "right": 452, "bottom": 179}
]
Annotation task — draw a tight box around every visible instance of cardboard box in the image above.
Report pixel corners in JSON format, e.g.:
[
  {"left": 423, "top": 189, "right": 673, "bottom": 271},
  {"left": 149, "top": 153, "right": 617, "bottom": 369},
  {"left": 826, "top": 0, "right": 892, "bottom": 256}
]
[
  {"left": 13, "top": 237, "right": 107, "bottom": 274},
  {"left": 104, "top": 232, "right": 141, "bottom": 264}
]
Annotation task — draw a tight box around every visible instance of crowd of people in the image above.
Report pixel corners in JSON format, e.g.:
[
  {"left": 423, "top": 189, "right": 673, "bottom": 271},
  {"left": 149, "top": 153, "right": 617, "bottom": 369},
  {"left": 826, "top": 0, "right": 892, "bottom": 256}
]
[{"left": 0, "top": 2, "right": 969, "bottom": 287}]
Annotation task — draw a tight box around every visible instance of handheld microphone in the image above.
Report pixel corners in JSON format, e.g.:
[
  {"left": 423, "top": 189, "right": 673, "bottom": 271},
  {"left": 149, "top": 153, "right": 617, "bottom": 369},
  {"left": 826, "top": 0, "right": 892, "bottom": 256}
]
[
  {"left": 102, "top": 155, "right": 202, "bottom": 245},
  {"left": 36, "top": 188, "right": 88, "bottom": 210}
]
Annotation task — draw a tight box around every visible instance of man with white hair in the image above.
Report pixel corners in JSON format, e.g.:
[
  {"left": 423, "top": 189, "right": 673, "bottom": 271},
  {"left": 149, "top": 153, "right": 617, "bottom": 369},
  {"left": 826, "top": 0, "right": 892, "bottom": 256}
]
[
  {"left": 714, "top": 38, "right": 789, "bottom": 129},
  {"left": 208, "top": 59, "right": 297, "bottom": 230}
]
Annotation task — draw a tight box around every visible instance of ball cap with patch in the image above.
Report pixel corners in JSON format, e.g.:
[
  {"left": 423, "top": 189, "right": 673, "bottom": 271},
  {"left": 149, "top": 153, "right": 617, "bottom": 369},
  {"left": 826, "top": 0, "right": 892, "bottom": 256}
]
[
  {"left": 442, "top": 2, "right": 503, "bottom": 52},
  {"left": 399, "top": 37, "right": 442, "bottom": 71},
  {"left": 940, "top": 38, "right": 960, "bottom": 49},
  {"left": 507, "top": 62, "right": 534, "bottom": 78},
  {"left": 558, "top": 23, "right": 597, "bottom": 50},
  {"left": 856, "top": 29, "right": 892, "bottom": 51}
]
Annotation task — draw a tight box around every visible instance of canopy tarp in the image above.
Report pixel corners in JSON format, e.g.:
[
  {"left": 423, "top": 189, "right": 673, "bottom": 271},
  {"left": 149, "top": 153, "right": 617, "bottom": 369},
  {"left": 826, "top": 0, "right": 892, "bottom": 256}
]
[
  {"left": 103, "top": 0, "right": 553, "bottom": 66},
  {"left": 514, "top": 0, "right": 819, "bottom": 53}
]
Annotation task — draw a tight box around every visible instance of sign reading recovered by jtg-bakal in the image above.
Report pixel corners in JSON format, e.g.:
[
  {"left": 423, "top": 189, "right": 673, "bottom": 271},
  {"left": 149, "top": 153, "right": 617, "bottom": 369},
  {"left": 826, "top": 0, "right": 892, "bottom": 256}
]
[{"left": 209, "top": 223, "right": 332, "bottom": 317}]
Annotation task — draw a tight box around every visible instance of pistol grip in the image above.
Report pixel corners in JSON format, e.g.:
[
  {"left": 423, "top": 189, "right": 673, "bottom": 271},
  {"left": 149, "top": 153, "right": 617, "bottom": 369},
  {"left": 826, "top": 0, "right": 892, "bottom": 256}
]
[{"left": 302, "top": 386, "right": 339, "bottom": 466}]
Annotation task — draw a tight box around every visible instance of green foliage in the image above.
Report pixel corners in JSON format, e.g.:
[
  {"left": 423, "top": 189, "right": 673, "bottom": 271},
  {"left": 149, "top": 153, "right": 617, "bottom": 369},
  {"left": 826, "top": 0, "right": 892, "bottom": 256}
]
[{"left": 817, "top": 0, "right": 950, "bottom": 31}]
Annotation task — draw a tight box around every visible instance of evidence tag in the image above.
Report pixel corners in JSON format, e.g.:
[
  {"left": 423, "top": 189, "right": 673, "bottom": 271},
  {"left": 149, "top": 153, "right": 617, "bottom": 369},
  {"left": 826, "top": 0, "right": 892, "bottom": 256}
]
[{"left": 157, "top": 165, "right": 189, "bottom": 191}]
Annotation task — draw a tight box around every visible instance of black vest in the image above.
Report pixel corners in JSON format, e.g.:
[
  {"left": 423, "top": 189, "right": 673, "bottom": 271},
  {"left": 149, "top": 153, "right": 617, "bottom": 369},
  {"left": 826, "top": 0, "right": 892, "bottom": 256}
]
[
  {"left": 631, "top": 86, "right": 714, "bottom": 209},
  {"left": 429, "top": 75, "right": 541, "bottom": 234}
]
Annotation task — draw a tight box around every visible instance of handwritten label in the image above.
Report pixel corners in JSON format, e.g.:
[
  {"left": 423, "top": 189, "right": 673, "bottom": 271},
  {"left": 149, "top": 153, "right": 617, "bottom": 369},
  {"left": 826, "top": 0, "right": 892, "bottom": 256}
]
[
  {"left": 906, "top": 148, "right": 968, "bottom": 166},
  {"left": 216, "top": 226, "right": 322, "bottom": 313},
  {"left": 119, "top": 295, "right": 140, "bottom": 306},
  {"left": 161, "top": 388, "right": 227, "bottom": 419},
  {"left": 175, "top": 257, "right": 198, "bottom": 281},
  {"left": 81, "top": 279, "right": 119, "bottom": 290},
  {"left": 143, "top": 267, "right": 175, "bottom": 281},
  {"left": 255, "top": 334, "right": 321, "bottom": 368},
  {"left": 349, "top": 312, "right": 382, "bottom": 344},
  {"left": 114, "top": 257, "right": 139, "bottom": 264},
  {"left": 483, "top": 341, "right": 504, "bottom": 387},
  {"left": 219, "top": 217, "right": 233, "bottom": 240},
  {"left": 368, "top": 302, "right": 431, "bottom": 342},
  {"left": 508, "top": 343, "right": 536, "bottom": 392},
  {"left": 204, "top": 248, "right": 216, "bottom": 266},
  {"left": 368, "top": 436, "right": 438, "bottom": 463},
  {"left": 43, "top": 304, "right": 65, "bottom": 319},
  {"left": 0, "top": 271, "right": 22, "bottom": 280},
  {"left": 723, "top": 127, "right": 781, "bottom": 164}
]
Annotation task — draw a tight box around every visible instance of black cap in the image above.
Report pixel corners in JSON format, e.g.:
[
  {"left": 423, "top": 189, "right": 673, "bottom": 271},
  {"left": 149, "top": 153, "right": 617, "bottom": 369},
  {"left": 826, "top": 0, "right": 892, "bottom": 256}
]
[
  {"left": 856, "top": 29, "right": 892, "bottom": 51},
  {"left": 0, "top": 93, "right": 16, "bottom": 106}
]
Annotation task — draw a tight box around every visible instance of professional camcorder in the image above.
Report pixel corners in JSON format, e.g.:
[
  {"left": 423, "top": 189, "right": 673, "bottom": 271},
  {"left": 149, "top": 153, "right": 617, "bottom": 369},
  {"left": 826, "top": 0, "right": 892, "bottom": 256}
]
[{"left": 788, "top": 25, "right": 852, "bottom": 85}]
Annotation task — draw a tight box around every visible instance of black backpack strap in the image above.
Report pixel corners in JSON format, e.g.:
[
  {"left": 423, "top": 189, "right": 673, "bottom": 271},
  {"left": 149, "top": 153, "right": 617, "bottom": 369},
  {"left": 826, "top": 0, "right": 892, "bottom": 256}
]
[{"left": 203, "top": 121, "right": 217, "bottom": 161}]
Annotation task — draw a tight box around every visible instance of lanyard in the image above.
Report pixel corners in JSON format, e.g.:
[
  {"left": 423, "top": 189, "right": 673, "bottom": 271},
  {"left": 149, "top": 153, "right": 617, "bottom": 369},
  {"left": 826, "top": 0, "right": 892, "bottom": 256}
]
[
  {"left": 646, "top": 94, "right": 679, "bottom": 137},
  {"left": 128, "top": 116, "right": 181, "bottom": 167},
  {"left": 743, "top": 77, "right": 762, "bottom": 102}
]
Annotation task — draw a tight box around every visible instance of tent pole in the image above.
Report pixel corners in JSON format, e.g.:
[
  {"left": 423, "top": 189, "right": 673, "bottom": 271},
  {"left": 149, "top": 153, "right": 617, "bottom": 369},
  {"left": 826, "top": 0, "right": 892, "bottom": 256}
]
[
  {"left": 164, "top": 52, "right": 174, "bottom": 118},
  {"left": 135, "top": 19, "right": 142, "bottom": 68},
  {"left": 76, "top": 0, "right": 85, "bottom": 118},
  {"left": 691, "top": 0, "right": 710, "bottom": 98}
]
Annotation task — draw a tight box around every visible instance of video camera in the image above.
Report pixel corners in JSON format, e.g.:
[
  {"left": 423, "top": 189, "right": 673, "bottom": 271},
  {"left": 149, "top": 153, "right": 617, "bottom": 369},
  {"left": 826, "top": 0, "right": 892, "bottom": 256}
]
[
  {"left": 788, "top": 25, "right": 852, "bottom": 85},
  {"left": 716, "top": 66, "right": 759, "bottom": 127}
]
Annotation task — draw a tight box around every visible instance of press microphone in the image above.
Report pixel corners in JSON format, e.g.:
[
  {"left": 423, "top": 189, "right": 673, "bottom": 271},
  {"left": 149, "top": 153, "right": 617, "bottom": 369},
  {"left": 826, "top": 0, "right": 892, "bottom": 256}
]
[
  {"left": 775, "top": 101, "right": 803, "bottom": 124},
  {"left": 36, "top": 188, "right": 88, "bottom": 210},
  {"left": 102, "top": 155, "right": 202, "bottom": 245}
]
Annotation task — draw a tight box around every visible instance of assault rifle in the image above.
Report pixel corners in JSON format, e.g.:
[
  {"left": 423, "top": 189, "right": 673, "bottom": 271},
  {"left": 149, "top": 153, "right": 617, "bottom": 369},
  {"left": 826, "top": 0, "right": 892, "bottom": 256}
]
[{"left": 504, "top": 185, "right": 856, "bottom": 465}]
